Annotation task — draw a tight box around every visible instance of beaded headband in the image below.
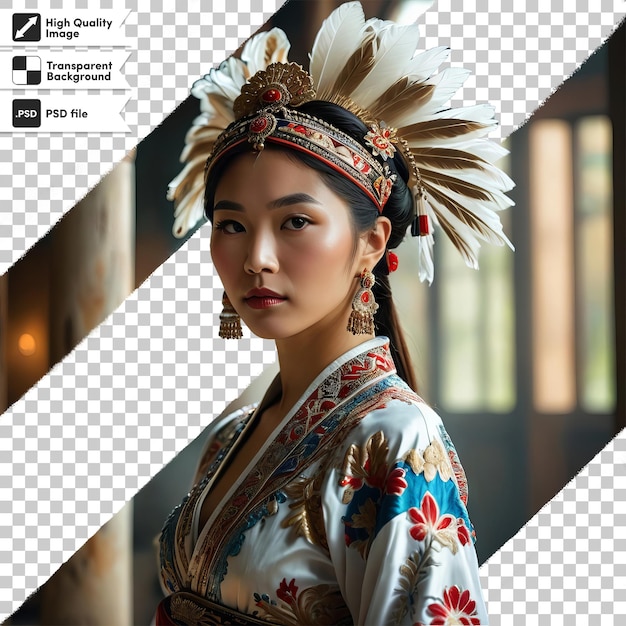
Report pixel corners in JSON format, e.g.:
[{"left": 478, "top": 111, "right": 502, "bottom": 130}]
[{"left": 168, "top": 2, "right": 514, "bottom": 283}]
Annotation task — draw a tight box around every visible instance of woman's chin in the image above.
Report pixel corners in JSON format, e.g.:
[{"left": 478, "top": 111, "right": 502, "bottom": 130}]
[{"left": 241, "top": 322, "right": 296, "bottom": 341}]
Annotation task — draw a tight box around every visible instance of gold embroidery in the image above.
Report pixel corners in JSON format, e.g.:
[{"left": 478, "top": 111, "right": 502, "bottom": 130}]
[
  {"left": 168, "top": 592, "right": 279, "bottom": 626},
  {"left": 340, "top": 430, "right": 390, "bottom": 503},
  {"left": 256, "top": 583, "right": 351, "bottom": 626},
  {"left": 175, "top": 410, "right": 255, "bottom": 584},
  {"left": 423, "top": 440, "right": 452, "bottom": 482},
  {"left": 193, "top": 354, "right": 401, "bottom": 596},
  {"left": 403, "top": 448, "right": 425, "bottom": 475},
  {"left": 392, "top": 551, "right": 422, "bottom": 624},
  {"left": 171, "top": 595, "right": 207, "bottom": 624},
  {"left": 281, "top": 474, "right": 328, "bottom": 551},
  {"left": 266, "top": 498, "right": 279, "bottom": 516},
  {"left": 186, "top": 346, "right": 414, "bottom": 597},
  {"left": 349, "top": 497, "right": 378, "bottom": 559}
]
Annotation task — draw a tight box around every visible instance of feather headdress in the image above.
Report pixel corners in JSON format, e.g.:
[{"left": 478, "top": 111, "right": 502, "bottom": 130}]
[
  {"left": 167, "top": 27, "right": 290, "bottom": 239},
  {"left": 168, "top": 2, "right": 514, "bottom": 283}
]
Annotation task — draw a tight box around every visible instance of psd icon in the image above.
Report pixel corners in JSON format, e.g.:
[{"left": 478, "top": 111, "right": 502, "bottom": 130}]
[
  {"left": 12, "top": 14, "right": 41, "bottom": 42},
  {"left": 13, "top": 56, "right": 41, "bottom": 85},
  {"left": 13, "top": 99, "right": 41, "bottom": 128}
]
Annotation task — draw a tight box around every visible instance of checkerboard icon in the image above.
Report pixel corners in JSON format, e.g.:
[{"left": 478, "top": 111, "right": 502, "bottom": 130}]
[{"left": 12, "top": 55, "right": 41, "bottom": 86}]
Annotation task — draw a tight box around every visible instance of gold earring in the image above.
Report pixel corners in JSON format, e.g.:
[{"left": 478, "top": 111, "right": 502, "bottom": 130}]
[
  {"left": 347, "top": 269, "right": 378, "bottom": 335},
  {"left": 219, "top": 292, "right": 243, "bottom": 339}
]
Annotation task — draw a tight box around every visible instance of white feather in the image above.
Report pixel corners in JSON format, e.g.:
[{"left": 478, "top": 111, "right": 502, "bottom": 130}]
[
  {"left": 453, "top": 138, "right": 510, "bottom": 163},
  {"left": 309, "top": 1, "right": 366, "bottom": 96},
  {"left": 427, "top": 188, "right": 513, "bottom": 247},
  {"left": 403, "top": 46, "right": 450, "bottom": 82},
  {"left": 419, "top": 162, "right": 515, "bottom": 196},
  {"left": 416, "top": 233, "right": 435, "bottom": 284},
  {"left": 402, "top": 105, "right": 499, "bottom": 149},
  {"left": 352, "top": 19, "right": 421, "bottom": 108},
  {"left": 170, "top": 28, "right": 290, "bottom": 238},
  {"left": 240, "top": 27, "right": 291, "bottom": 69},
  {"left": 192, "top": 59, "right": 247, "bottom": 103}
]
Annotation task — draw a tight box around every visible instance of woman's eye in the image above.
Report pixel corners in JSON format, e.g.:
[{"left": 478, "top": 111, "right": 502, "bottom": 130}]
[
  {"left": 283, "top": 216, "right": 310, "bottom": 231},
  {"left": 214, "top": 220, "right": 245, "bottom": 234}
]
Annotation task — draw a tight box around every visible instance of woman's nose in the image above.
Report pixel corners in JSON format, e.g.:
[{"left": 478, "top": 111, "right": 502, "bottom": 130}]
[{"left": 243, "top": 230, "right": 279, "bottom": 275}]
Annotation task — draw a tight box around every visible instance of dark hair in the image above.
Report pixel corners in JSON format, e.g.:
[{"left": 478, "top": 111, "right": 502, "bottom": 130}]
[{"left": 205, "top": 101, "right": 418, "bottom": 391}]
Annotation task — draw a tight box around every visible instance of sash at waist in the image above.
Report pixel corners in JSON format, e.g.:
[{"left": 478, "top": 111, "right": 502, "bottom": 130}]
[{"left": 156, "top": 592, "right": 279, "bottom": 626}]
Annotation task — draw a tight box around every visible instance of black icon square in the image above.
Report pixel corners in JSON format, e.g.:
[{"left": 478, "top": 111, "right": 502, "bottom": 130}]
[
  {"left": 12, "top": 56, "right": 41, "bottom": 86},
  {"left": 13, "top": 99, "right": 41, "bottom": 128},
  {"left": 13, "top": 13, "right": 41, "bottom": 42}
]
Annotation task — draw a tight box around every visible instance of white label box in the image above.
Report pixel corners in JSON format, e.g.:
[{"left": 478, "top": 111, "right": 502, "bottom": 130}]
[
  {"left": 1, "top": 50, "right": 130, "bottom": 89},
  {"left": 2, "top": 9, "right": 131, "bottom": 47},
  {"left": 3, "top": 94, "right": 130, "bottom": 132}
]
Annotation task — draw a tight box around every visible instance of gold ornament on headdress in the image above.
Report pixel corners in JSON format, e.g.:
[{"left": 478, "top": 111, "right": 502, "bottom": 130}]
[
  {"left": 364, "top": 122, "right": 398, "bottom": 160},
  {"left": 168, "top": 2, "right": 514, "bottom": 284},
  {"left": 233, "top": 62, "right": 316, "bottom": 119}
]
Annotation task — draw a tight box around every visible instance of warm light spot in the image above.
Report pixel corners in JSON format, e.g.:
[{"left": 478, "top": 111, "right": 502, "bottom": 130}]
[
  {"left": 18, "top": 333, "right": 36, "bottom": 356},
  {"left": 530, "top": 120, "right": 576, "bottom": 413}
]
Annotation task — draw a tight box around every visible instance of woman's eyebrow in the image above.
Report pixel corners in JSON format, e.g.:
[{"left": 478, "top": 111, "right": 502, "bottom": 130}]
[
  {"left": 269, "top": 193, "right": 322, "bottom": 209},
  {"left": 214, "top": 193, "right": 322, "bottom": 213},
  {"left": 213, "top": 200, "right": 244, "bottom": 212}
]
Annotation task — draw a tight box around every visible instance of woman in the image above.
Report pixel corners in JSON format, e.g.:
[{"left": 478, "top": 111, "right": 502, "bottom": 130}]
[{"left": 159, "top": 3, "right": 512, "bottom": 624}]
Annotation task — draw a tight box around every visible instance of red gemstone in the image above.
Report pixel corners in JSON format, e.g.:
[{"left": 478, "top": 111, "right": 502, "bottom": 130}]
[
  {"left": 361, "top": 292, "right": 370, "bottom": 304},
  {"left": 250, "top": 117, "right": 268, "bottom": 133},
  {"left": 387, "top": 251, "right": 399, "bottom": 273},
  {"left": 262, "top": 88, "right": 281, "bottom": 102}
]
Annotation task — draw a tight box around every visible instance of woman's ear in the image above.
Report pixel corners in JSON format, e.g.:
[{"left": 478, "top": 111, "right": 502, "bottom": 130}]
[{"left": 359, "top": 216, "right": 392, "bottom": 270}]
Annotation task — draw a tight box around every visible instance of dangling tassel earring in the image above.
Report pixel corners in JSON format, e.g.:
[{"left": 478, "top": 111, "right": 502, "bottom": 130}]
[
  {"left": 219, "top": 292, "right": 243, "bottom": 339},
  {"left": 347, "top": 269, "right": 379, "bottom": 335}
]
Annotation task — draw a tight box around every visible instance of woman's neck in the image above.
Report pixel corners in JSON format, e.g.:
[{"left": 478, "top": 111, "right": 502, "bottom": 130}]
[{"left": 272, "top": 319, "right": 376, "bottom": 416}]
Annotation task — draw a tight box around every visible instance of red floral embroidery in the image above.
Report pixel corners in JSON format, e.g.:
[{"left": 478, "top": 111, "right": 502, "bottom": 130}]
[
  {"left": 457, "top": 518, "right": 471, "bottom": 546},
  {"left": 449, "top": 450, "right": 468, "bottom": 505},
  {"left": 408, "top": 492, "right": 455, "bottom": 542},
  {"left": 427, "top": 586, "right": 481, "bottom": 625},
  {"left": 386, "top": 467, "right": 408, "bottom": 496},
  {"left": 339, "top": 474, "right": 364, "bottom": 491},
  {"left": 276, "top": 578, "right": 298, "bottom": 605}
]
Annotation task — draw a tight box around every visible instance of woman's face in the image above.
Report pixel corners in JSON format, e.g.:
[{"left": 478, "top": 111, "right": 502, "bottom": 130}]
[{"left": 210, "top": 149, "right": 367, "bottom": 341}]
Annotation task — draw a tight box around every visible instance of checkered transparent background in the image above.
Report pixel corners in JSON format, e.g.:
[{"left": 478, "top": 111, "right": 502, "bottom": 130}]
[
  {"left": 1, "top": 0, "right": 625, "bottom": 623},
  {"left": 421, "top": 0, "right": 626, "bottom": 141},
  {"left": 481, "top": 430, "right": 626, "bottom": 625},
  {"left": 0, "top": 0, "right": 283, "bottom": 274}
]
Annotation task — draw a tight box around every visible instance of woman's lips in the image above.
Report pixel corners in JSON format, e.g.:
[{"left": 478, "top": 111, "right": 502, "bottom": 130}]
[
  {"left": 245, "top": 296, "right": 286, "bottom": 309},
  {"left": 244, "top": 288, "right": 286, "bottom": 309}
]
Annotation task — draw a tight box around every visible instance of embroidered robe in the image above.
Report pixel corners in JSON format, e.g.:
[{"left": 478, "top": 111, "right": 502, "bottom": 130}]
[{"left": 159, "top": 337, "right": 488, "bottom": 625}]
